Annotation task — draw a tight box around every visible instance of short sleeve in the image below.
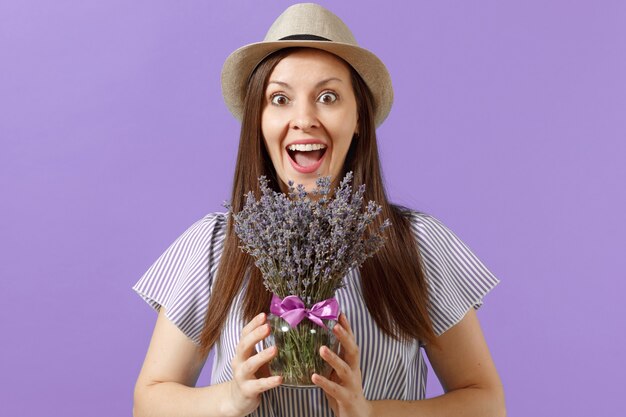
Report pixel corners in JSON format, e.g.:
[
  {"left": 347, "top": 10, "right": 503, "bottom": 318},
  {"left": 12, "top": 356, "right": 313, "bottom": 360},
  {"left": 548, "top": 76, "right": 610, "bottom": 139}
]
[
  {"left": 132, "top": 212, "right": 227, "bottom": 345},
  {"left": 409, "top": 211, "right": 500, "bottom": 336}
]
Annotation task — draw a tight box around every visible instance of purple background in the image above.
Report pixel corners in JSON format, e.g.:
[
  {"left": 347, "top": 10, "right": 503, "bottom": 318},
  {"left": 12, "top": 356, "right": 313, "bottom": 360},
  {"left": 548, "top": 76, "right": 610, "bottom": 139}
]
[{"left": 2, "top": 1, "right": 625, "bottom": 415}]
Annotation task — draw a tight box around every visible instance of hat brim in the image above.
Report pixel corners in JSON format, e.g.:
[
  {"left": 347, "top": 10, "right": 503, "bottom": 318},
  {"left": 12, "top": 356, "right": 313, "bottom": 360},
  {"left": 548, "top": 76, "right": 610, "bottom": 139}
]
[{"left": 221, "top": 40, "right": 393, "bottom": 128}]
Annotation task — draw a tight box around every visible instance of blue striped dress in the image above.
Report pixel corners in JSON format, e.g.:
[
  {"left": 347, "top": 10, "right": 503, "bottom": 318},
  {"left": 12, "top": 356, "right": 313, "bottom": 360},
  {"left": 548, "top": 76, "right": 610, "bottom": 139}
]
[{"left": 132, "top": 210, "right": 499, "bottom": 416}]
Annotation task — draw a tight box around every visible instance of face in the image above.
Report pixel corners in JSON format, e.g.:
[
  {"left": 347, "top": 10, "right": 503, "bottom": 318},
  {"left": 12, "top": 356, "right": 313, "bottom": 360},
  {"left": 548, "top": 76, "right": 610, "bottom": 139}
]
[{"left": 261, "top": 48, "right": 359, "bottom": 193}]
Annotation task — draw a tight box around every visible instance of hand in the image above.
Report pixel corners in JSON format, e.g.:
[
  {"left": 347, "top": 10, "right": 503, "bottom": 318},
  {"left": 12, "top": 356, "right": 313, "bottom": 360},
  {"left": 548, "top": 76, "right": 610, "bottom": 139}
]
[
  {"left": 226, "top": 312, "right": 282, "bottom": 417},
  {"left": 311, "top": 313, "right": 374, "bottom": 417}
]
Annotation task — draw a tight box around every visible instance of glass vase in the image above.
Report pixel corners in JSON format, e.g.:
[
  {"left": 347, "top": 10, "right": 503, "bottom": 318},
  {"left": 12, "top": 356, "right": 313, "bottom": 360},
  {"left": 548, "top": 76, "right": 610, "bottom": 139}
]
[{"left": 264, "top": 313, "right": 339, "bottom": 387}]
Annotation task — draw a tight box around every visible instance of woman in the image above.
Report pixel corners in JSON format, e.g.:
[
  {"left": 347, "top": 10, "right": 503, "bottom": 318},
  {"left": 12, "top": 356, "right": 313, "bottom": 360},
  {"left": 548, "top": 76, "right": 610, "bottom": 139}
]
[{"left": 132, "top": 4, "right": 505, "bottom": 417}]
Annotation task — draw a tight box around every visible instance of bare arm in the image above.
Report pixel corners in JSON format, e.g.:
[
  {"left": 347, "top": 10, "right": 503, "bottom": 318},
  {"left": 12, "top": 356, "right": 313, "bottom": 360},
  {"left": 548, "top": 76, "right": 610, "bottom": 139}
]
[
  {"left": 133, "top": 307, "right": 281, "bottom": 417},
  {"left": 370, "top": 308, "right": 506, "bottom": 417}
]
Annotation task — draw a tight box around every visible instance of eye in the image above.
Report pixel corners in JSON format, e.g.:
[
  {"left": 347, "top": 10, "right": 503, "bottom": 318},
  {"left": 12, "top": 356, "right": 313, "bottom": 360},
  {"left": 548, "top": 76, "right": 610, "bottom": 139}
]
[
  {"left": 318, "top": 91, "right": 338, "bottom": 104},
  {"left": 270, "top": 93, "right": 290, "bottom": 106}
]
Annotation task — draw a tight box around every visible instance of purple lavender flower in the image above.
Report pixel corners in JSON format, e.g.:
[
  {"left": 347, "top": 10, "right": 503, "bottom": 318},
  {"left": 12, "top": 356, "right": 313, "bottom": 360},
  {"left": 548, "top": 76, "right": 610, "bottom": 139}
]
[{"left": 231, "top": 172, "right": 391, "bottom": 304}]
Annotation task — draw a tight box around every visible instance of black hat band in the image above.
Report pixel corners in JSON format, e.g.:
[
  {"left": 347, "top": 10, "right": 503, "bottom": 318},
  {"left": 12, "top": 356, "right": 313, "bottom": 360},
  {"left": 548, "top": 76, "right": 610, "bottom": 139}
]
[{"left": 279, "top": 34, "right": 331, "bottom": 41}]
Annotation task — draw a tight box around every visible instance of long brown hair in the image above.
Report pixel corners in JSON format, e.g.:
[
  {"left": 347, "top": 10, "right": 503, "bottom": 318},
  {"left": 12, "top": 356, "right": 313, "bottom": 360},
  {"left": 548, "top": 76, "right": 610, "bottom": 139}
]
[{"left": 198, "top": 47, "right": 437, "bottom": 359}]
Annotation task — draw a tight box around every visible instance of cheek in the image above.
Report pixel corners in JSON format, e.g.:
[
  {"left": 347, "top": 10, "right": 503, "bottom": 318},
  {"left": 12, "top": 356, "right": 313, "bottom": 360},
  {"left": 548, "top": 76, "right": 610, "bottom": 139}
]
[
  {"left": 260, "top": 112, "right": 269, "bottom": 141},
  {"left": 261, "top": 112, "right": 282, "bottom": 143},
  {"left": 329, "top": 113, "right": 357, "bottom": 147},
  {"left": 261, "top": 120, "right": 278, "bottom": 155},
  {"left": 328, "top": 119, "right": 356, "bottom": 167}
]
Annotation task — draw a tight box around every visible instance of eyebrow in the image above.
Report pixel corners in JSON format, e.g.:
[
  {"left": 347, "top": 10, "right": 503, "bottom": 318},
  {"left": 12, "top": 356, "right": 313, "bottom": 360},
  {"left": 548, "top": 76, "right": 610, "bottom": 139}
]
[{"left": 267, "top": 77, "right": 344, "bottom": 89}]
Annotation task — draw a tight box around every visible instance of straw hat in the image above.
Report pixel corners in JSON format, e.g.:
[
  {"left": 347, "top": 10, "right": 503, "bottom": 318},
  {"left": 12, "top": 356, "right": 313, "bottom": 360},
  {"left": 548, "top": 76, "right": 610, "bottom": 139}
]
[{"left": 220, "top": 2, "right": 394, "bottom": 128}]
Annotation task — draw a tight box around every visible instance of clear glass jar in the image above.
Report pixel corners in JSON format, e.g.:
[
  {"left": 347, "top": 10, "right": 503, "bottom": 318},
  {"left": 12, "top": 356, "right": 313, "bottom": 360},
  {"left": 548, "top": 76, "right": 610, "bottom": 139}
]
[{"left": 264, "top": 313, "right": 340, "bottom": 387}]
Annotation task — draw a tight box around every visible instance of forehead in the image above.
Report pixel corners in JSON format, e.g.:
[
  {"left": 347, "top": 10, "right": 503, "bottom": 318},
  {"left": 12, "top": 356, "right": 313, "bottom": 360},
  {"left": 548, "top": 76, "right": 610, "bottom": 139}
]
[{"left": 268, "top": 48, "right": 352, "bottom": 82}]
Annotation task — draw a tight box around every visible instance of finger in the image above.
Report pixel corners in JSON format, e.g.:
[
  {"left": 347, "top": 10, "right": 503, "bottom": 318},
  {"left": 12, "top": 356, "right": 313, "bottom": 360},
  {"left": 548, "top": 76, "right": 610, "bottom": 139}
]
[
  {"left": 333, "top": 322, "right": 360, "bottom": 369},
  {"left": 241, "top": 312, "right": 266, "bottom": 337},
  {"left": 312, "top": 373, "right": 339, "bottom": 416},
  {"left": 311, "top": 372, "right": 346, "bottom": 403},
  {"left": 236, "top": 322, "right": 271, "bottom": 360},
  {"left": 237, "top": 322, "right": 270, "bottom": 359},
  {"left": 240, "top": 346, "right": 278, "bottom": 379},
  {"left": 320, "top": 345, "right": 351, "bottom": 381},
  {"left": 339, "top": 313, "right": 354, "bottom": 337},
  {"left": 239, "top": 375, "right": 283, "bottom": 398},
  {"left": 241, "top": 375, "right": 283, "bottom": 396}
]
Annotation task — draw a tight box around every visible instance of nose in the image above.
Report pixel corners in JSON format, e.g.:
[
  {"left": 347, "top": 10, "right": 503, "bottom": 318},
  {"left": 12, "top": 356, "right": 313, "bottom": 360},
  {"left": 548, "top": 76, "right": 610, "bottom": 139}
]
[{"left": 289, "top": 100, "right": 319, "bottom": 132}]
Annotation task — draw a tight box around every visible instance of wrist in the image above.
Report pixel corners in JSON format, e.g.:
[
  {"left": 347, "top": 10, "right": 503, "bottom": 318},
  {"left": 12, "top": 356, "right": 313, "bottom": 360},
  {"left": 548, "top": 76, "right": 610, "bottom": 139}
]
[
  {"left": 367, "top": 400, "right": 380, "bottom": 417},
  {"left": 219, "top": 380, "right": 240, "bottom": 417}
]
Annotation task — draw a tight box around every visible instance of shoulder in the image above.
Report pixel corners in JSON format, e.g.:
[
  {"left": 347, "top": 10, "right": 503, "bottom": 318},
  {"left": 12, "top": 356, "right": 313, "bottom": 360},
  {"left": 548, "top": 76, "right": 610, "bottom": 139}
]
[
  {"left": 394, "top": 207, "right": 454, "bottom": 246},
  {"left": 394, "top": 206, "right": 500, "bottom": 336},
  {"left": 399, "top": 208, "right": 439, "bottom": 229},
  {"left": 132, "top": 211, "right": 230, "bottom": 344},
  {"left": 397, "top": 206, "right": 492, "bottom": 275},
  {"left": 173, "top": 211, "right": 229, "bottom": 269},
  {"left": 173, "top": 212, "right": 229, "bottom": 252},
  {"left": 192, "top": 211, "right": 228, "bottom": 237},
  {"left": 134, "top": 211, "right": 229, "bottom": 288}
]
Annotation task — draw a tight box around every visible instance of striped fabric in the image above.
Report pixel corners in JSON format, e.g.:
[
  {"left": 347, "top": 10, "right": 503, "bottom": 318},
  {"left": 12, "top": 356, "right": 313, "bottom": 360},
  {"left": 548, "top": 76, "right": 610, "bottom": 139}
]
[{"left": 132, "top": 210, "right": 499, "bottom": 416}]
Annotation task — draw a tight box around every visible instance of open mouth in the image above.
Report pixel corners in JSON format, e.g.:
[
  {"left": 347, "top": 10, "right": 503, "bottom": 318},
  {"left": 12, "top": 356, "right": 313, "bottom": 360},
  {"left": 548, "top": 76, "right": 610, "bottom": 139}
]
[{"left": 286, "top": 144, "right": 328, "bottom": 172}]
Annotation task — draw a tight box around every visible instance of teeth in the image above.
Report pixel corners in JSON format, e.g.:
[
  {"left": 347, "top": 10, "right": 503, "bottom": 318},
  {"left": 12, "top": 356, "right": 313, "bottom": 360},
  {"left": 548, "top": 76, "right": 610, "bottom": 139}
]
[{"left": 287, "top": 143, "right": 327, "bottom": 151}]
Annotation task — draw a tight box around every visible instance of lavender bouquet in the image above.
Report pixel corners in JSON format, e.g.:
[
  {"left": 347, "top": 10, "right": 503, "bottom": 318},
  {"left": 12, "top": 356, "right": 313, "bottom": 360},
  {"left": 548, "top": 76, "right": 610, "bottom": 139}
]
[{"left": 232, "top": 172, "right": 391, "bottom": 386}]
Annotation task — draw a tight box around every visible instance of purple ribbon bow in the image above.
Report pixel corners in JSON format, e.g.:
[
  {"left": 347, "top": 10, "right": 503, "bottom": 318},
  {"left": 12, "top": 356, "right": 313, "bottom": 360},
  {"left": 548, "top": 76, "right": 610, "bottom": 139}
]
[{"left": 270, "top": 294, "right": 339, "bottom": 329}]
